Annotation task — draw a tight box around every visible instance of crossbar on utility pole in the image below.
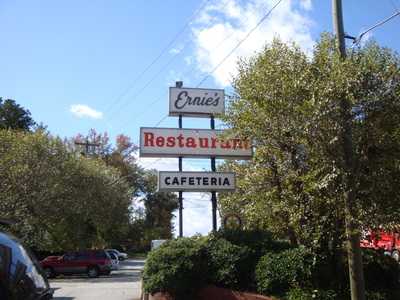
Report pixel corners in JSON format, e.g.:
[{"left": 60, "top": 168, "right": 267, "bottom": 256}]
[
  {"left": 332, "top": 1, "right": 366, "bottom": 300},
  {"left": 74, "top": 139, "right": 100, "bottom": 156}
]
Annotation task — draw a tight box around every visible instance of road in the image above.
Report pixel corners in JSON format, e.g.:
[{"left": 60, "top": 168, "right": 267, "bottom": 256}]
[{"left": 50, "top": 259, "right": 145, "bottom": 300}]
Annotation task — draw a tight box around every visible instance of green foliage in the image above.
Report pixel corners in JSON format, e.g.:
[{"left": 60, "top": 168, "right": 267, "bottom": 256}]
[
  {"left": 255, "top": 247, "right": 314, "bottom": 296},
  {"left": 141, "top": 170, "right": 178, "bottom": 241},
  {"left": 205, "top": 236, "right": 251, "bottom": 290},
  {"left": 362, "top": 249, "right": 400, "bottom": 292},
  {"left": 66, "top": 129, "right": 178, "bottom": 251},
  {"left": 286, "top": 287, "right": 337, "bottom": 300},
  {"left": 0, "top": 130, "right": 132, "bottom": 251},
  {"left": 0, "top": 98, "right": 36, "bottom": 131},
  {"left": 214, "top": 229, "right": 292, "bottom": 255},
  {"left": 142, "top": 233, "right": 400, "bottom": 299},
  {"left": 220, "top": 34, "right": 400, "bottom": 260},
  {"left": 143, "top": 237, "right": 208, "bottom": 300}
]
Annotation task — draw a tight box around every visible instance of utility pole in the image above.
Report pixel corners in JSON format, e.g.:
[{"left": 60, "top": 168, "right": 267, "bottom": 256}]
[
  {"left": 332, "top": 1, "right": 365, "bottom": 300},
  {"left": 176, "top": 81, "right": 184, "bottom": 238},
  {"left": 210, "top": 116, "right": 217, "bottom": 232},
  {"left": 74, "top": 139, "right": 100, "bottom": 156}
]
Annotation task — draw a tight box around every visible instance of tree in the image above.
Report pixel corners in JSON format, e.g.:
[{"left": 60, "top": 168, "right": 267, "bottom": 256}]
[
  {"left": 0, "top": 98, "right": 36, "bottom": 131},
  {"left": 0, "top": 130, "right": 133, "bottom": 251},
  {"left": 70, "top": 129, "right": 143, "bottom": 196},
  {"left": 219, "top": 35, "right": 400, "bottom": 294},
  {"left": 141, "top": 170, "right": 178, "bottom": 241}
]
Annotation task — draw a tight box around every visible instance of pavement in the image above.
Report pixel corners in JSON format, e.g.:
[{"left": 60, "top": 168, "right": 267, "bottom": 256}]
[{"left": 50, "top": 259, "right": 145, "bottom": 300}]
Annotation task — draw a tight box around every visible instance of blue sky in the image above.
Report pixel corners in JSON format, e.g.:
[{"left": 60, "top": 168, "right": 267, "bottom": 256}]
[{"left": 1, "top": 0, "right": 399, "bottom": 236}]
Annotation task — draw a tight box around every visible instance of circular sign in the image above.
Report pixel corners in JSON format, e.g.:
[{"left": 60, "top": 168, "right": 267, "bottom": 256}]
[{"left": 223, "top": 214, "right": 242, "bottom": 230}]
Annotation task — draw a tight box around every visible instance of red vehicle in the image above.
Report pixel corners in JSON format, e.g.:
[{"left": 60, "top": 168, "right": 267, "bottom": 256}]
[
  {"left": 40, "top": 250, "right": 112, "bottom": 278},
  {"left": 360, "top": 230, "right": 400, "bottom": 261}
]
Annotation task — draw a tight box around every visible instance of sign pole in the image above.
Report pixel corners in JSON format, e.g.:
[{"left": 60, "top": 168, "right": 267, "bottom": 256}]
[
  {"left": 177, "top": 81, "right": 184, "bottom": 238},
  {"left": 210, "top": 115, "right": 217, "bottom": 232}
]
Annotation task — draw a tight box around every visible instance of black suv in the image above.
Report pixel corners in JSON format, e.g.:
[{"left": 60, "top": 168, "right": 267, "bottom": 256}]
[{"left": 0, "top": 231, "right": 53, "bottom": 300}]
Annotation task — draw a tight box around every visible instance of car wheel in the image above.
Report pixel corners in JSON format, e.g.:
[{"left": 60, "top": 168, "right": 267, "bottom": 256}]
[
  {"left": 392, "top": 250, "right": 399, "bottom": 262},
  {"left": 43, "top": 267, "right": 55, "bottom": 279},
  {"left": 87, "top": 266, "right": 99, "bottom": 278}
]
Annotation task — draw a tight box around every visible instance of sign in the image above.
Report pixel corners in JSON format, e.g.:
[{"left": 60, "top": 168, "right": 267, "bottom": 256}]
[
  {"left": 223, "top": 214, "right": 242, "bottom": 230},
  {"left": 158, "top": 171, "right": 236, "bottom": 192},
  {"left": 140, "top": 127, "right": 253, "bottom": 159},
  {"left": 169, "top": 87, "right": 225, "bottom": 117}
]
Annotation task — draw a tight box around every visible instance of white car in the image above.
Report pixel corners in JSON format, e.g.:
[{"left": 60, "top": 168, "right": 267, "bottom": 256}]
[
  {"left": 151, "top": 240, "right": 167, "bottom": 250},
  {"left": 107, "top": 251, "right": 120, "bottom": 270},
  {"left": 106, "top": 249, "right": 128, "bottom": 261}
]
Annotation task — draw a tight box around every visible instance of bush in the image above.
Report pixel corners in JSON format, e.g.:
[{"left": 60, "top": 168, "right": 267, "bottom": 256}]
[
  {"left": 143, "top": 236, "right": 208, "bottom": 299},
  {"left": 205, "top": 237, "right": 252, "bottom": 290},
  {"left": 255, "top": 247, "right": 314, "bottom": 296},
  {"left": 214, "top": 229, "right": 291, "bottom": 256},
  {"left": 286, "top": 287, "right": 337, "bottom": 300},
  {"left": 362, "top": 249, "right": 400, "bottom": 292}
]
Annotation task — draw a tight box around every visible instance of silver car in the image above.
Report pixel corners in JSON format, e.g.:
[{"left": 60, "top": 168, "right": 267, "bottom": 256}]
[
  {"left": 0, "top": 231, "right": 53, "bottom": 300},
  {"left": 107, "top": 251, "right": 120, "bottom": 270}
]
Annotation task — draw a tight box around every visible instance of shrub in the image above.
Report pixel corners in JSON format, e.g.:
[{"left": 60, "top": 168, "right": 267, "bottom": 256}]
[
  {"left": 205, "top": 237, "right": 252, "bottom": 290},
  {"left": 286, "top": 287, "right": 337, "bottom": 300},
  {"left": 362, "top": 249, "right": 400, "bottom": 292},
  {"left": 255, "top": 247, "right": 314, "bottom": 296},
  {"left": 214, "top": 229, "right": 291, "bottom": 256},
  {"left": 143, "top": 236, "right": 208, "bottom": 299}
]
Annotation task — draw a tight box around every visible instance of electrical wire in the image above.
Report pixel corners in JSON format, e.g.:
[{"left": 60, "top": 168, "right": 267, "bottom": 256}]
[
  {"left": 196, "top": 0, "right": 284, "bottom": 87},
  {"left": 135, "top": 0, "right": 285, "bottom": 172},
  {"left": 114, "top": 0, "right": 282, "bottom": 130},
  {"left": 114, "top": 15, "right": 241, "bottom": 131},
  {"left": 103, "top": 0, "right": 211, "bottom": 116},
  {"left": 352, "top": 10, "right": 400, "bottom": 47}
]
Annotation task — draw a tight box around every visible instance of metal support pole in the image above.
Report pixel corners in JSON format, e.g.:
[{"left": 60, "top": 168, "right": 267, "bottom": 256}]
[
  {"left": 332, "top": 1, "right": 365, "bottom": 299},
  {"left": 210, "top": 116, "right": 217, "bottom": 232},
  {"left": 176, "top": 81, "right": 184, "bottom": 238}
]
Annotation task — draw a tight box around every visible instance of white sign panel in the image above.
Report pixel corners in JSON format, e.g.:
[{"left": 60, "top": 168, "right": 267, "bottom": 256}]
[
  {"left": 158, "top": 171, "right": 236, "bottom": 192},
  {"left": 140, "top": 127, "right": 252, "bottom": 159},
  {"left": 169, "top": 87, "right": 225, "bottom": 117}
]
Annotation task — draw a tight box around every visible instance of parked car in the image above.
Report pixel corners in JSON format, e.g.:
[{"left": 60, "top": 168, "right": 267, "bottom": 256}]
[
  {"left": 361, "top": 229, "right": 400, "bottom": 261},
  {"left": 0, "top": 231, "right": 53, "bottom": 300},
  {"left": 107, "top": 251, "right": 120, "bottom": 270},
  {"left": 151, "top": 239, "right": 167, "bottom": 250},
  {"left": 40, "top": 249, "right": 112, "bottom": 278},
  {"left": 105, "top": 249, "right": 128, "bottom": 261}
]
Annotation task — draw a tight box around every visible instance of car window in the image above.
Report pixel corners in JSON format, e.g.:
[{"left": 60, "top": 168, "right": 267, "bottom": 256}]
[
  {"left": 109, "top": 252, "right": 117, "bottom": 260},
  {"left": 75, "top": 251, "right": 90, "bottom": 260},
  {"left": 63, "top": 252, "right": 76, "bottom": 261},
  {"left": 94, "top": 251, "right": 107, "bottom": 259}
]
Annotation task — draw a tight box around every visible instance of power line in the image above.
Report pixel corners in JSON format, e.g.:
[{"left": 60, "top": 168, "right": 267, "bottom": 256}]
[
  {"left": 351, "top": 10, "right": 400, "bottom": 47},
  {"left": 114, "top": 16, "right": 241, "bottom": 131},
  {"left": 196, "top": 0, "right": 284, "bottom": 87},
  {"left": 129, "top": 0, "right": 285, "bottom": 161},
  {"left": 103, "top": 0, "right": 211, "bottom": 117}
]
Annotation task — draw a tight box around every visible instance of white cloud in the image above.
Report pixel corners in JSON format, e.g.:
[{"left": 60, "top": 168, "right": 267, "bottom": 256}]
[
  {"left": 169, "top": 44, "right": 184, "bottom": 55},
  {"left": 70, "top": 104, "right": 103, "bottom": 119},
  {"left": 191, "top": 0, "right": 315, "bottom": 86},
  {"left": 300, "top": 0, "right": 312, "bottom": 10}
]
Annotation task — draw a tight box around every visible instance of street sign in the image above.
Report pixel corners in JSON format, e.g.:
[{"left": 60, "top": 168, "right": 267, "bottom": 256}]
[
  {"left": 140, "top": 127, "right": 253, "bottom": 159},
  {"left": 169, "top": 87, "right": 225, "bottom": 117},
  {"left": 158, "top": 171, "right": 236, "bottom": 192}
]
